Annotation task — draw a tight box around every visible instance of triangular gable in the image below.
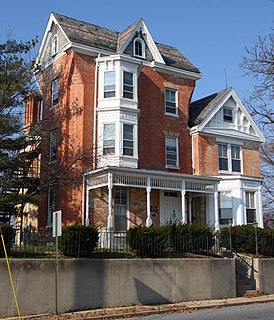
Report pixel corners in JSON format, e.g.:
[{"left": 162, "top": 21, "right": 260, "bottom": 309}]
[
  {"left": 191, "top": 88, "right": 265, "bottom": 142},
  {"left": 118, "top": 18, "right": 165, "bottom": 64},
  {"left": 36, "top": 13, "right": 70, "bottom": 67}
]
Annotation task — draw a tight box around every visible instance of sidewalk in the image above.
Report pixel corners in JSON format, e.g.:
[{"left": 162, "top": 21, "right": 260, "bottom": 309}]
[{"left": 4, "top": 294, "right": 274, "bottom": 320}]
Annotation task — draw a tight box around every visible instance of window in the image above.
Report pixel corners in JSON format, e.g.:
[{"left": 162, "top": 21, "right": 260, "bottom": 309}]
[
  {"left": 104, "top": 71, "right": 115, "bottom": 98},
  {"left": 246, "top": 191, "right": 256, "bottom": 224},
  {"left": 50, "top": 129, "right": 57, "bottom": 162},
  {"left": 218, "top": 143, "right": 241, "bottom": 173},
  {"left": 123, "top": 71, "right": 133, "bottom": 99},
  {"left": 114, "top": 188, "right": 127, "bottom": 231},
  {"left": 231, "top": 145, "right": 241, "bottom": 172},
  {"left": 218, "top": 144, "right": 228, "bottom": 171},
  {"left": 103, "top": 123, "right": 115, "bottom": 155},
  {"left": 166, "top": 137, "right": 178, "bottom": 167},
  {"left": 52, "top": 35, "right": 58, "bottom": 56},
  {"left": 218, "top": 191, "right": 233, "bottom": 225},
  {"left": 47, "top": 187, "right": 55, "bottom": 226},
  {"left": 134, "top": 38, "right": 145, "bottom": 58},
  {"left": 123, "top": 124, "right": 134, "bottom": 156},
  {"left": 223, "top": 107, "right": 233, "bottom": 122},
  {"left": 165, "top": 89, "right": 177, "bottom": 115},
  {"left": 51, "top": 78, "right": 59, "bottom": 108}
]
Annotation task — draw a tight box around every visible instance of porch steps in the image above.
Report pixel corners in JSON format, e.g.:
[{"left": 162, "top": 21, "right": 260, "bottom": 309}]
[{"left": 236, "top": 273, "right": 256, "bottom": 297}]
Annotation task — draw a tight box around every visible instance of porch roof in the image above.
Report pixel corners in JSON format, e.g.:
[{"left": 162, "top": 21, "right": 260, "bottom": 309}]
[{"left": 84, "top": 166, "right": 220, "bottom": 194}]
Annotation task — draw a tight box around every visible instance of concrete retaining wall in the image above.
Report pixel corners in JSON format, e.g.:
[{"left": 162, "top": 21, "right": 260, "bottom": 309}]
[{"left": 1, "top": 258, "right": 235, "bottom": 317}]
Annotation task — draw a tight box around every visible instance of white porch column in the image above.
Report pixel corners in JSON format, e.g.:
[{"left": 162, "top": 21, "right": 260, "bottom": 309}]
[
  {"left": 146, "top": 176, "right": 152, "bottom": 227},
  {"left": 107, "top": 173, "right": 113, "bottom": 230},
  {"left": 214, "top": 190, "right": 219, "bottom": 231},
  {"left": 181, "top": 180, "right": 186, "bottom": 224},
  {"left": 85, "top": 187, "right": 90, "bottom": 226}
]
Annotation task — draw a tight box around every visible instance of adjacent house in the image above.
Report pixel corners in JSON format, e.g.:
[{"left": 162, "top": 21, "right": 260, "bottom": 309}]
[{"left": 24, "top": 12, "right": 265, "bottom": 234}]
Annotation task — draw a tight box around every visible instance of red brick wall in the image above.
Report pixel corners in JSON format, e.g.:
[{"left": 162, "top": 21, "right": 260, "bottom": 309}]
[
  {"left": 192, "top": 134, "right": 261, "bottom": 177},
  {"left": 138, "top": 67, "right": 195, "bottom": 174},
  {"left": 38, "top": 52, "right": 96, "bottom": 232}
]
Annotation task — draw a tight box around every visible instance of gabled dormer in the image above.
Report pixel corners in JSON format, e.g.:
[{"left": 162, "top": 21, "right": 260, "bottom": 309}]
[
  {"left": 189, "top": 87, "right": 265, "bottom": 143},
  {"left": 118, "top": 18, "right": 165, "bottom": 64}
]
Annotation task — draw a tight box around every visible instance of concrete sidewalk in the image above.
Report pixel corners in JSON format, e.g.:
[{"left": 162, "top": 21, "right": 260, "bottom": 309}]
[{"left": 4, "top": 294, "right": 274, "bottom": 320}]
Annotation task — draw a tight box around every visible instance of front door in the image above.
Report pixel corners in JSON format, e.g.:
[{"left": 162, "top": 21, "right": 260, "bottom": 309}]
[{"left": 160, "top": 191, "right": 181, "bottom": 225}]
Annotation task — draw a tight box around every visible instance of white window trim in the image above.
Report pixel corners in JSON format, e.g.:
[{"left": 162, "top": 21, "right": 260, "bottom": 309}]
[
  {"left": 245, "top": 191, "right": 257, "bottom": 224},
  {"left": 165, "top": 136, "right": 179, "bottom": 168},
  {"left": 122, "top": 123, "right": 135, "bottom": 157},
  {"left": 218, "top": 143, "right": 242, "bottom": 174},
  {"left": 165, "top": 88, "right": 178, "bottom": 116},
  {"left": 122, "top": 70, "right": 134, "bottom": 100},
  {"left": 133, "top": 38, "right": 146, "bottom": 59}
]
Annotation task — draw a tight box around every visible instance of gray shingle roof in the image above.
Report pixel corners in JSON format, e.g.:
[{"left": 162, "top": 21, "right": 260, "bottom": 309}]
[
  {"left": 53, "top": 13, "right": 200, "bottom": 75},
  {"left": 189, "top": 87, "right": 232, "bottom": 127}
]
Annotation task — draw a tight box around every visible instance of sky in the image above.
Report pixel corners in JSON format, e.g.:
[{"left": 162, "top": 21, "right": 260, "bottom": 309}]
[{"left": 0, "top": 0, "right": 273, "bottom": 101}]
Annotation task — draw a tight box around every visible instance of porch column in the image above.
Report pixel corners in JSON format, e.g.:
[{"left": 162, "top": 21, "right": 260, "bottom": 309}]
[
  {"left": 107, "top": 173, "right": 113, "bottom": 230},
  {"left": 85, "top": 187, "right": 90, "bottom": 226},
  {"left": 257, "top": 185, "right": 263, "bottom": 228},
  {"left": 181, "top": 180, "right": 186, "bottom": 224},
  {"left": 146, "top": 176, "right": 152, "bottom": 227},
  {"left": 214, "top": 190, "right": 219, "bottom": 230},
  {"left": 188, "top": 194, "right": 192, "bottom": 224}
]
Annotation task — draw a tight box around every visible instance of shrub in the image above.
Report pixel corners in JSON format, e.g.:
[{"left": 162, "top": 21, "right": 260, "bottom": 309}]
[
  {"left": 0, "top": 224, "right": 14, "bottom": 257},
  {"left": 220, "top": 225, "right": 274, "bottom": 256},
  {"left": 126, "top": 223, "right": 214, "bottom": 257},
  {"left": 59, "top": 224, "right": 99, "bottom": 257}
]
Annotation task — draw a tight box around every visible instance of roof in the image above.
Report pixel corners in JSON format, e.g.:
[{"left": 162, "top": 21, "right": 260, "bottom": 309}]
[
  {"left": 189, "top": 87, "right": 232, "bottom": 127},
  {"left": 52, "top": 13, "right": 200, "bottom": 74}
]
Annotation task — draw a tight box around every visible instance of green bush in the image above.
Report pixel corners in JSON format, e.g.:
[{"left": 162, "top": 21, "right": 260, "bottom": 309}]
[
  {"left": 0, "top": 224, "right": 14, "bottom": 257},
  {"left": 220, "top": 225, "right": 274, "bottom": 256},
  {"left": 59, "top": 224, "right": 99, "bottom": 257},
  {"left": 126, "top": 223, "right": 214, "bottom": 257}
]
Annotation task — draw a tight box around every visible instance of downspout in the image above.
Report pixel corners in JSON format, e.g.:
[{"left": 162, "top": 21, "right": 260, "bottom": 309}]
[{"left": 93, "top": 54, "right": 100, "bottom": 170}]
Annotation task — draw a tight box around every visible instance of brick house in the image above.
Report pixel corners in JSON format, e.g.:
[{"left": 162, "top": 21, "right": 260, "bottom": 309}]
[{"left": 25, "top": 13, "right": 265, "bottom": 234}]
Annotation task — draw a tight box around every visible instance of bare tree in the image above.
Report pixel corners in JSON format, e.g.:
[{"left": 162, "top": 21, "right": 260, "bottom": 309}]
[{"left": 240, "top": 28, "right": 274, "bottom": 224}]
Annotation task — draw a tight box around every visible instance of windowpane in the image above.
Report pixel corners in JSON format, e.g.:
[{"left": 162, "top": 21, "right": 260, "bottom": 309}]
[
  {"left": 123, "top": 72, "right": 133, "bottom": 99},
  {"left": 166, "top": 137, "right": 178, "bottom": 166},
  {"left": 246, "top": 192, "right": 256, "bottom": 224},
  {"left": 218, "top": 191, "right": 233, "bottom": 225},
  {"left": 218, "top": 144, "right": 228, "bottom": 170},
  {"left": 103, "top": 123, "right": 115, "bottom": 155},
  {"left": 52, "top": 78, "right": 59, "bottom": 107},
  {"left": 223, "top": 107, "right": 233, "bottom": 122},
  {"left": 114, "top": 188, "right": 127, "bottom": 231},
  {"left": 123, "top": 124, "right": 134, "bottom": 156},
  {"left": 231, "top": 144, "right": 241, "bottom": 172},
  {"left": 165, "top": 89, "right": 177, "bottom": 114},
  {"left": 104, "top": 71, "right": 115, "bottom": 98}
]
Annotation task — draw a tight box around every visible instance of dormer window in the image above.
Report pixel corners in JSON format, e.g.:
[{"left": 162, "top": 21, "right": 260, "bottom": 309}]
[
  {"left": 52, "top": 35, "right": 58, "bottom": 57},
  {"left": 133, "top": 38, "right": 145, "bottom": 58},
  {"left": 223, "top": 107, "right": 233, "bottom": 122}
]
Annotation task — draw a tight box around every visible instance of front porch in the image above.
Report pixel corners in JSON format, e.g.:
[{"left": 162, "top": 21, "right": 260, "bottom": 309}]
[{"left": 83, "top": 166, "right": 221, "bottom": 231}]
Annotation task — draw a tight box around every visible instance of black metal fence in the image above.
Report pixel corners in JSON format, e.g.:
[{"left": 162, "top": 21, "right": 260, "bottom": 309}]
[{"left": 2, "top": 229, "right": 274, "bottom": 259}]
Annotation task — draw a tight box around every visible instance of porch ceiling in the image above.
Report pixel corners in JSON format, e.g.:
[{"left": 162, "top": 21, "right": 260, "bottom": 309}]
[{"left": 85, "top": 166, "right": 220, "bottom": 194}]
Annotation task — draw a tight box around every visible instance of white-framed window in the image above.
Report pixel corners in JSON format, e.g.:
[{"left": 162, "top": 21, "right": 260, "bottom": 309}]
[
  {"left": 133, "top": 38, "right": 145, "bottom": 58},
  {"left": 52, "top": 35, "right": 58, "bottom": 57},
  {"left": 165, "top": 89, "right": 178, "bottom": 115},
  {"left": 103, "top": 123, "right": 115, "bottom": 155},
  {"left": 114, "top": 187, "right": 128, "bottom": 232},
  {"left": 246, "top": 191, "right": 256, "bottom": 224},
  {"left": 218, "top": 191, "right": 233, "bottom": 225},
  {"left": 47, "top": 187, "right": 55, "bottom": 226},
  {"left": 123, "top": 71, "right": 134, "bottom": 99},
  {"left": 166, "top": 136, "right": 179, "bottom": 167},
  {"left": 104, "top": 71, "right": 115, "bottom": 98},
  {"left": 49, "top": 128, "right": 57, "bottom": 162},
  {"left": 123, "top": 124, "right": 134, "bottom": 156},
  {"left": 218, "top": 143, "right": 241, "bottom": 173},
  {"left": 223, "top": 107, "right": 233, "bottom": 122},
  {"left": 51, "top": 78, "right": 59, "bottom": 108}
]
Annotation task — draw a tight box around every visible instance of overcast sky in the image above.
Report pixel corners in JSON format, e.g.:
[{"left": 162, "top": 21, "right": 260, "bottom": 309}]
[{"left": 0, "top": 0, "right": 273, "bottom": 101}]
